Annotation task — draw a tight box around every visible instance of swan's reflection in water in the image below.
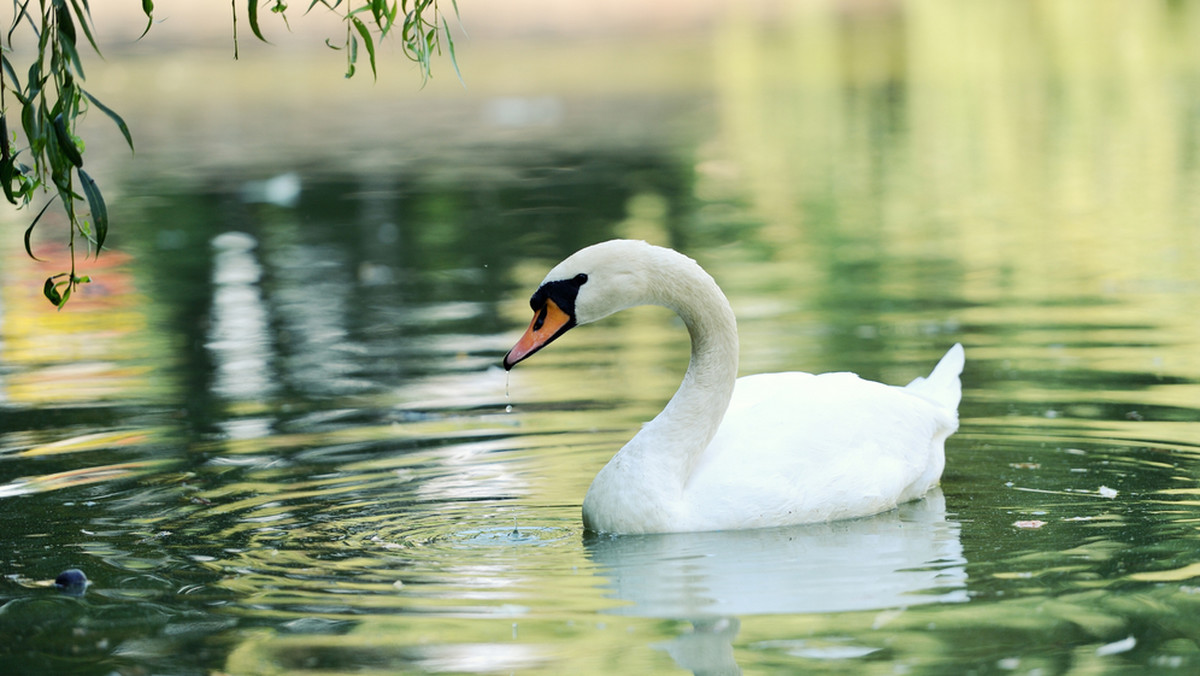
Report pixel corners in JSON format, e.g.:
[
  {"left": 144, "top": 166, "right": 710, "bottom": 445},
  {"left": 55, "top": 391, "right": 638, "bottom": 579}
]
[{"left": 584, "top": 490, "right": 966, "bottom": 674}]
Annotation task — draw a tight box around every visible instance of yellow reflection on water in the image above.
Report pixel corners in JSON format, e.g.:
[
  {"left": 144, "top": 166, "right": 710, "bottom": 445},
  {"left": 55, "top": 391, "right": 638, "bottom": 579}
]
[
  {"left": 0, "top": 460, "right": 168, "bottom": 498},
  {"left": 0, "top": 244, "right": 168, "bottom": 406},
  {"left": 709, "top": 0, "right": 1200, "bottom": 383}
]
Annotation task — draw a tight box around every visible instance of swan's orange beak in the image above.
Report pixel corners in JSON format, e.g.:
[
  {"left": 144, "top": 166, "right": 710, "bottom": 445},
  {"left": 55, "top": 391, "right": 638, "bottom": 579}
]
[{"left": 504, "top": 299, "right": 573, "bottom": 370}]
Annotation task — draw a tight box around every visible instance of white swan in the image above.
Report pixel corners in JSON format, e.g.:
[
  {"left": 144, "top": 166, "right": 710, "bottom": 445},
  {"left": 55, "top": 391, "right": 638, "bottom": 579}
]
[{"left": 504, "top": 240, "right": 964, "bottom": 534}]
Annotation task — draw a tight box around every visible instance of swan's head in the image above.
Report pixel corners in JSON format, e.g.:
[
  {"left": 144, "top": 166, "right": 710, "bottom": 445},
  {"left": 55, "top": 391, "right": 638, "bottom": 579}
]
[{"left": 503, "top": 240, "right": 667, "bottom": 370}]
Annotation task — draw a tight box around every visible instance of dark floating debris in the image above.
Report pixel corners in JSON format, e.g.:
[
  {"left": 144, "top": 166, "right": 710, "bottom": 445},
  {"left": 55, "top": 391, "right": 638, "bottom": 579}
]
[{"left": 54, "top": 569, "right": 89, "bottom": 596}]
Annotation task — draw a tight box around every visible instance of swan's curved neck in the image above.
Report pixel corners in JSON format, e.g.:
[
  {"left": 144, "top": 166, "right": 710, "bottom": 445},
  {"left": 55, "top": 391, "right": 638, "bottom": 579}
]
[{"left": 631, "top": 258, "right": 739, "bottom": 483}]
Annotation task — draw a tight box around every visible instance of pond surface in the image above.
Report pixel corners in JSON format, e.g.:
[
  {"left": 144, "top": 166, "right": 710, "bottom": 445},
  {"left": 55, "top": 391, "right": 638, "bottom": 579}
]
[{"left": 3, "top": 2, "right": 1200, "bottom": 674}]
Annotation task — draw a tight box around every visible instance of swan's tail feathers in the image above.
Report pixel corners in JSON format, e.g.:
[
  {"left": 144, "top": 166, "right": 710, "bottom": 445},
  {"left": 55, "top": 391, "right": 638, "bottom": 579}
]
[{"left": 905, "top": 343, "right": 965, "bottom": 410}]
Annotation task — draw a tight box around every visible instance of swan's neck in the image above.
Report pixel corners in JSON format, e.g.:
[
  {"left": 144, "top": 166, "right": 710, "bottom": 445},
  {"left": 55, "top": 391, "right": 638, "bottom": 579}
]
[
  {"left": 586, "top": 257, "right": 739, "bottom": 528},
  {"left": 649, "top": 282, "right": 740, "bottom": 475}
]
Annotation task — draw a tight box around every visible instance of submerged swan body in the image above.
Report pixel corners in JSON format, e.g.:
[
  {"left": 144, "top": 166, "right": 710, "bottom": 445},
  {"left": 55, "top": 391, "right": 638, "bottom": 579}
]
[{"left": 504, "top": 240, "right": 964, "bottom": 534}]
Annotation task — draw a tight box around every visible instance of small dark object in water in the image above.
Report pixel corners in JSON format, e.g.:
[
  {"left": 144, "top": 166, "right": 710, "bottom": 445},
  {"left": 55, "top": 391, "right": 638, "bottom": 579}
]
[{"left": 54, "top": 569, "right": 89, "bottom": 595}]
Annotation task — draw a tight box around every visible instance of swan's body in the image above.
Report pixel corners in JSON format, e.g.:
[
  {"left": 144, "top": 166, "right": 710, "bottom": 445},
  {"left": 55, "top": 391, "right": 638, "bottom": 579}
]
[{"left": 504, "top": 240, "right": 964, "bottom": 534}]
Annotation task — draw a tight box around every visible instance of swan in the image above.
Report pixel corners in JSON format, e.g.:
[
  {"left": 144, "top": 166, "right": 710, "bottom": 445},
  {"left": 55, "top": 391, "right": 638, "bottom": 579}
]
[{"left": 503, "top": 240, "right": 964, "bottom": 534}]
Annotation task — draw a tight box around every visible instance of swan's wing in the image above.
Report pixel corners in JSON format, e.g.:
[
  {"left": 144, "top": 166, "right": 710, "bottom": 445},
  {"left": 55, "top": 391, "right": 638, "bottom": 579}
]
[{"left": 682, "top": 371, "right": 958, "bottom": 528}]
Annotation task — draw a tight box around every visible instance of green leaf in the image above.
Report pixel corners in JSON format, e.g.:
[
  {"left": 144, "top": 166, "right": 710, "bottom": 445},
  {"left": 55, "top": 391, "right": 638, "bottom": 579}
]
[
  {"left": 55, "top": 2, "right": 77, "bottom": 46},
  {"left": 77, "top": 168, "right": 107, "bottom": 253},
  {"left": 139, "top": 0, "right": 155, "bottom": 39},
  {"left": 1, "top": 163, "right": 13, "bottom": 207},
  {"left": 1, "top": 54, "right": 22, "bottom": 93},
  {"left": 68, "top": 0, "right": 102, "bottom": 54},
  {"left": 44, "top": 276, "right": 64, "bottom": 306},
  {"left": 8, "top": 0, "right": 36, "bottom": 46},
  {"left": 271, "top": 0, "right": 291, "bottom": 31},
  {"left": 53, "top": 114, "right": 83, "bottom": 168},
  {"left": 58, "top": 26, "right": 86, "bottom": 78},
  {"left": 25, "top": 59, "right": 43, "bottom": 103},
  {"left": 370, "top": 0, "right": 396, "bottom": 35},
  {"left": 419, "top": 26, "right": 435, "bottom": 80},
  {"left": 386, "top": 0, "right": 400, "bottom": 35},
  {"left": 22, "top": 96, "right": 41, "bottom": 157},
  {"left": 248, "top": 0, "right": 269, "bottom": 43},
  {"left": 0, "top": 114, "right": 17, "bottom": 204},
  {"left": 82, "top": 89, "right": 134, "bottom": 152},
  {"left": 350, "top": 16, "right": 376, "bottom": 80},
  {"left": 24, "top": 198, "right": 56, "bottom": 261},
  {"left": 0, "top": 168, "right": 18, "bottom": 206},
  {"left": 443, "top": 16, "right": 464, "bottom": 86},
  {"left": 401, "top": 8, "right": 415, "bottom": 45}
]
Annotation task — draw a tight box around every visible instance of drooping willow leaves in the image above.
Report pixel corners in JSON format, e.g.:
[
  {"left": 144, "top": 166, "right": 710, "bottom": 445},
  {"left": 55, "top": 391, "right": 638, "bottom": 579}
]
[
  {"left": 314, "top": 0, "right": 462, "bottom": 82},
  {"left": 0, "top": 0, "right": 133, "bottom": 307},
  {"left": 1, "top": 0, "right": 461, "bottom": 308}
]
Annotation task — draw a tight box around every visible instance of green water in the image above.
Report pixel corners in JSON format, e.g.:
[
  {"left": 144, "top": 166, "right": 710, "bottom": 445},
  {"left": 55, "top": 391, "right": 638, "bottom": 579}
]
[{"left": 3, "top": 1, "right": 1200, "bottom": 674}]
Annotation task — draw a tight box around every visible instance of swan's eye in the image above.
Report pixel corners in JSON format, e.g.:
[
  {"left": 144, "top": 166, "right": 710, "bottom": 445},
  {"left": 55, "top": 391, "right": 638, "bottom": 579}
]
[{"left": 572, "top": 273, "right": 588, "bottom": 285}]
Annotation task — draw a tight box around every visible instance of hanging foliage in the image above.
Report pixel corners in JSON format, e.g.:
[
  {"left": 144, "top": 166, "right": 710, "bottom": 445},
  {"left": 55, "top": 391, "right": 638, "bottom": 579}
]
[{"left": 1, "top": 0, "right": 461, "bottom": 308}]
